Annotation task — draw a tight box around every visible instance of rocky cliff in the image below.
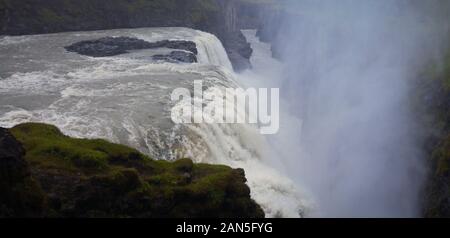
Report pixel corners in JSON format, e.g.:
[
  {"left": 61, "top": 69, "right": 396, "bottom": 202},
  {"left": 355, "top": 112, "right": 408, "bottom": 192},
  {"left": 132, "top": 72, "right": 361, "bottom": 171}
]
[
  {"left": 0, "top": 0, "right": 259, "bottom": 71},
  {"left": 415, "top": 50, "right": 450, "bottom": 217},
  {"left": 0, "top": 123, "right": 264, "bottom": 218}
]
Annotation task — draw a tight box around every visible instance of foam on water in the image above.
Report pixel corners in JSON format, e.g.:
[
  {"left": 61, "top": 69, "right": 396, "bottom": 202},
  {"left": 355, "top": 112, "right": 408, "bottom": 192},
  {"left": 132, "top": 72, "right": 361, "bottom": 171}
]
[{"left": 0, "top": 27, "right": 312, "bottom": 217}]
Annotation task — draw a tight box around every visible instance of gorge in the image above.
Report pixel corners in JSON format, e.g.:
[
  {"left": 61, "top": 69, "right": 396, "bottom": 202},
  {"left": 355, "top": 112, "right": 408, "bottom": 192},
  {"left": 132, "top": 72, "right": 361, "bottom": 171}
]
[{"left": 1, "top": 0, "right": 450, "bottom": 218}]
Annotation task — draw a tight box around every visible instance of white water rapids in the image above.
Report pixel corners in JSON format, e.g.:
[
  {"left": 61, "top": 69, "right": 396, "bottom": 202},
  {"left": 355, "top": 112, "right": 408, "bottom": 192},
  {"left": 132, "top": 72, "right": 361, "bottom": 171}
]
[{"left": 0, "top": 27, "right": 313, "bottom": 217}]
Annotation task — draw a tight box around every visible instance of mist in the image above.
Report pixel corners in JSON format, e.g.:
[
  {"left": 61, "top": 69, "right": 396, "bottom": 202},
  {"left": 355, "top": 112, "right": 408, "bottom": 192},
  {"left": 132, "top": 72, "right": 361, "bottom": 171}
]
[{"left": 263, "top": 0, "right": 450, "bottom": 217}]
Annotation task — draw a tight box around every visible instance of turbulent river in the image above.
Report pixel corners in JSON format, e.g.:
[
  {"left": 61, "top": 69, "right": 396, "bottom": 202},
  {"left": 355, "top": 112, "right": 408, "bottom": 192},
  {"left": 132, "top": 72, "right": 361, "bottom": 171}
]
[{"left": 0, "top": 27, "right": 312, "bottom": 217}]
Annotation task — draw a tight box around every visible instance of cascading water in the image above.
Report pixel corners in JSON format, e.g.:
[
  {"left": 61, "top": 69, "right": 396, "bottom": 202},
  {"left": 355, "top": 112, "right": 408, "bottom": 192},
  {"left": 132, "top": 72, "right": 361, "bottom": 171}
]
[{"left": 0, "top": 27, "right": 312, "bottom": 217}]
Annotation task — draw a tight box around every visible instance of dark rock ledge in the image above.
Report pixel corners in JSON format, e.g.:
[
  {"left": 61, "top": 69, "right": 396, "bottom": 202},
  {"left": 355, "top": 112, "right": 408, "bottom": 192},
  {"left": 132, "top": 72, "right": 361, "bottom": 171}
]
[
  {"left": 65, "top": 36, "right": 198, "bottom": 63},
  {"left": 153, "top": 51, "right": 197, "bottom": 63}
]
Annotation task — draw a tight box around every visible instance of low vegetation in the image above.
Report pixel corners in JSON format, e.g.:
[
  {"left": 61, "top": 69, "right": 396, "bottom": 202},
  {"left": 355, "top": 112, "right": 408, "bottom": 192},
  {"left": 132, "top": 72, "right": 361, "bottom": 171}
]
[{"left": 0, "top": 123, "right": 264, "bottom": 218}]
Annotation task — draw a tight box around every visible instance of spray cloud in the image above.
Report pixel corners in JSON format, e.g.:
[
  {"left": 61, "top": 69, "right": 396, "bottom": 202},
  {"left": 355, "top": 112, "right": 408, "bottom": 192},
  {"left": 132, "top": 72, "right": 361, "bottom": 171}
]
[{"left": 262, "top": 0, "right": 450, "bottom": 217}]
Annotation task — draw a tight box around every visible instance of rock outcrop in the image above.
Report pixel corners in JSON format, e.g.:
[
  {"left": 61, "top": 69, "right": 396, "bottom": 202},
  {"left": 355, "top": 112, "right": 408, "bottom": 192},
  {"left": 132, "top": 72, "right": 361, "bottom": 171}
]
[
  {"left": 0, "top": 128, "right": 46, "bottom": 217},
  {"left": 153, "top": 51, "right": 197, "bottom": 63},
  {"left": 0, "top": 123, "right": 264, "bottom": 218},
  {"left": 413, "top": 49, "right": 450, "bottom": 218},
  {"left": 65, "top": 36, "right": 198, "bottom": 62}
]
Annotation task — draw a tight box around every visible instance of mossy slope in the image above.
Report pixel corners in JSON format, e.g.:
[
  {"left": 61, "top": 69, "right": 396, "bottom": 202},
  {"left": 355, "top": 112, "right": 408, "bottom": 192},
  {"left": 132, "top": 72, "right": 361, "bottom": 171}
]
[{"left": 0, "top": 122, "right": 264, "bottom": 218}]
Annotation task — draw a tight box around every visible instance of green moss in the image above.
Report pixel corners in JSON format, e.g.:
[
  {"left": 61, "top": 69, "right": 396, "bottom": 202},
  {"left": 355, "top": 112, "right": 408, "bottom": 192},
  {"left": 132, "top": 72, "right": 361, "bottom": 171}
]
[
  {"left": 91, "top": 168, "right": 142, "bottom": 193},
  {"left": 173, "top": 158, "right": 194, "bottom": 172},
  {"left": 10, "top": 123, "right": 151, "bottom": 174},
  {"left": 188, "top": 173, "right": 228, "bottom": 206}
]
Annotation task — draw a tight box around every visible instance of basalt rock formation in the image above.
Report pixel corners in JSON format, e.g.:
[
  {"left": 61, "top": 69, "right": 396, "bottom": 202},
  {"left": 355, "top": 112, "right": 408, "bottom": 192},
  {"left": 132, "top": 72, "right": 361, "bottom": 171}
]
[{"left": 65, "top": 36, "right": 198, "bottom": 63}]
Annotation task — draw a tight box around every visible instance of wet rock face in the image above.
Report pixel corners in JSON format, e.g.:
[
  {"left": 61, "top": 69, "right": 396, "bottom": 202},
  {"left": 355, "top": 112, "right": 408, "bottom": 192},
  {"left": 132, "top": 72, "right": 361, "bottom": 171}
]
[
  {"left": 0, "top": 128, "right": 46, "bottom": 217},
  {"left": 0, "top": 128, "right": 28, "bottom": 190},
  {"left": 221, "top": 31, "right": 253, "bottom": 72},
  {"left": 0, "top": 128, "right": 25, "bottom": 165},
  {"left": 65, "top": 37, "right": 198, "bottom": 58}
]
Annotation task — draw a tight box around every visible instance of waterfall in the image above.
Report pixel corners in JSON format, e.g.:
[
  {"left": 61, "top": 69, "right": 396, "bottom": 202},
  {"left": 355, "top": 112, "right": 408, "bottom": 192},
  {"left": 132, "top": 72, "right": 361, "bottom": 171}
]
[
  {"left": 194, "top": 30, "right": 233, "bottom": 71},
  {"left": 0, "top": 27, "right": 313, "bottom": 217}
]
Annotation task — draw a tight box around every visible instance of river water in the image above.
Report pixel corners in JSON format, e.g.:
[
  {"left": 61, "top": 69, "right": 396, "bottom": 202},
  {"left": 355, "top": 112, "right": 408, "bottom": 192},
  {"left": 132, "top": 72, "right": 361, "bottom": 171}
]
[{"left": 0, "top": 27, "right": 313, "bottom": 217}]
